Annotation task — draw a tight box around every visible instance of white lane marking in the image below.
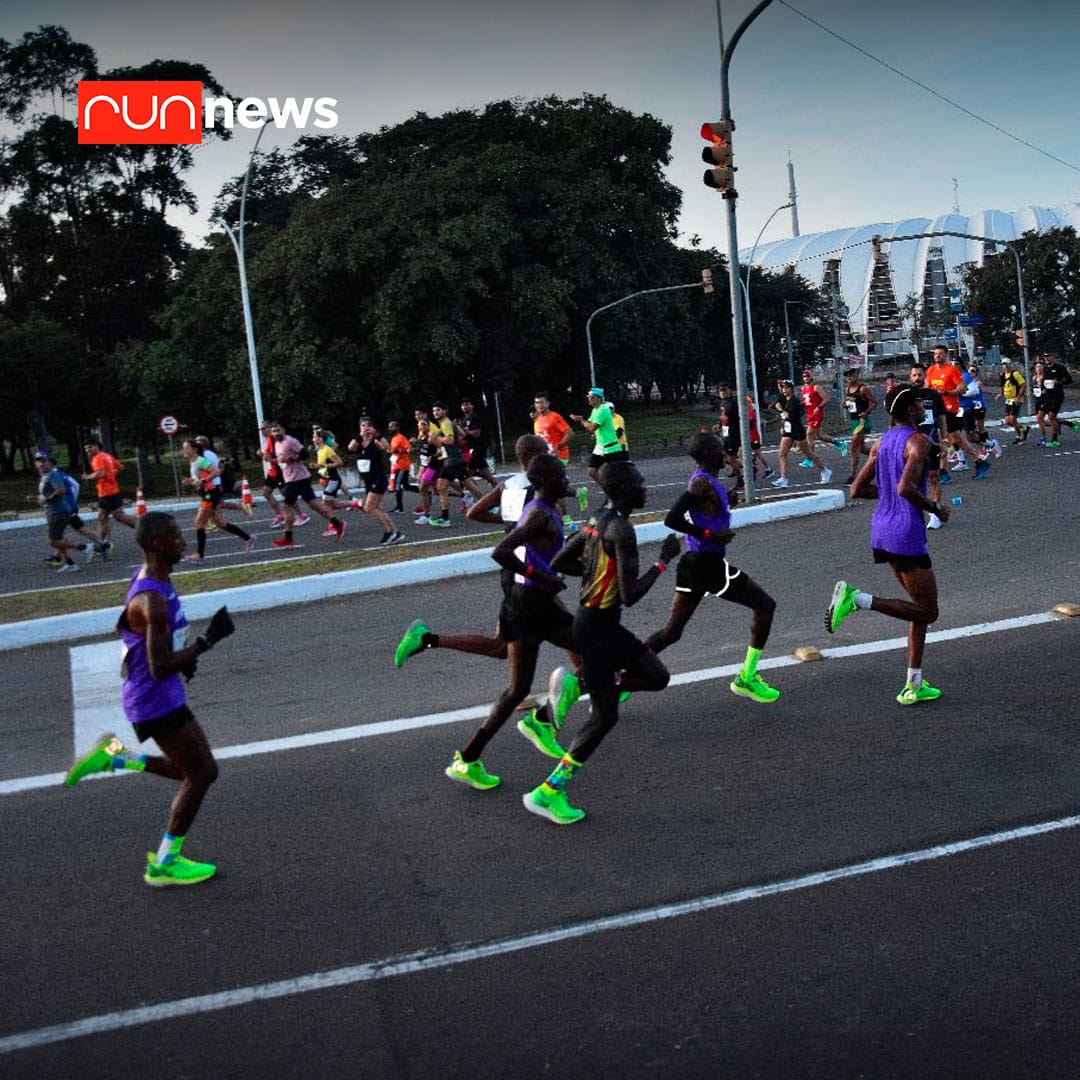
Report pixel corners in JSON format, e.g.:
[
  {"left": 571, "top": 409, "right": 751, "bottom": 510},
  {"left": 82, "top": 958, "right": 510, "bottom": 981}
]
[
  {"left": 2, "top": 810, "right": 1078, "bottom": 1056},
  {"left": 1, "top": 609, "right": 1065, "bottom": 798}
]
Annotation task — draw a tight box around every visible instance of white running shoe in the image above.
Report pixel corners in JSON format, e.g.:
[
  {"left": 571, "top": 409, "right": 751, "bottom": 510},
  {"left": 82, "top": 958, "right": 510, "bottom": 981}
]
[
  {"left": 820, "top": 468, "right": 832, "bottom": 484},
  {"left": 770, "top": 476, "right": 790, "bottom": 488}
]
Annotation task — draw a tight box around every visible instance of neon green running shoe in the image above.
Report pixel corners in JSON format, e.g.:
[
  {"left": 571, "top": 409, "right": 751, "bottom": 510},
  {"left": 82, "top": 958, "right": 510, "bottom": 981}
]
[
  {"left": 517, "top": 709, "right": 565, "bottom": 759},
  {"left": 730, "top": 672, "right": 780, "bottom": 703},
  {"left": 522, "top": 784, "right": 585, "bottom": 825},
  {"left": 394, "top": 619, "right": 429, "bottom": 668},
  {"left": 444, "top": 750, "right": 500, "bottom": 790},
  {"left": 896, "top": 681, "right": 942, "bottom": 706},
  {"left": 143, "top": 852, "right": 217, "bottom": 887},
  {"left": 826, "top": 580, "right": 859, "bottom": 634},
  {"left": 547, "top": 666, "right": 581, "bottom": 728},
  {"left": 63, "top": 732, "right": 126, "bottom": 787}
]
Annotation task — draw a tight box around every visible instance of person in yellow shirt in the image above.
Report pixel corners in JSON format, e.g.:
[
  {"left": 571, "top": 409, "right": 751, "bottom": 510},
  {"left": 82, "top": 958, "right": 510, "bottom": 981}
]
[{"left": 996, "top": 357, "right": 1029, "bottom": 443}]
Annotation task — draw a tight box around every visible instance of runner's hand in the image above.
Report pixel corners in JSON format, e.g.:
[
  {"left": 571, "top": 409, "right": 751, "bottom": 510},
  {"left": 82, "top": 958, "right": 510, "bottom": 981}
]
[
  {"left": 204, "top": 606, "right": 235, "bottom": 647},
  {"left": 659, "top": 533, "right": 681, "bottom": 563}
]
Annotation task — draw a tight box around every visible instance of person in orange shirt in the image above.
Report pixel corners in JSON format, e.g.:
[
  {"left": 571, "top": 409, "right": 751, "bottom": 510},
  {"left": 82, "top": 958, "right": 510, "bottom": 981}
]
[
  {"left": 925, "top": 346, "right": 991, "bottom": 478},
  {"left": 82, "top": 437, "right": 136, "bottom": 551},
  {"left": 532, "top": 392, "right": 572, "bottom": 463},
  {"left": 386, "top": 419, "right": 417, "bottom": 514}
]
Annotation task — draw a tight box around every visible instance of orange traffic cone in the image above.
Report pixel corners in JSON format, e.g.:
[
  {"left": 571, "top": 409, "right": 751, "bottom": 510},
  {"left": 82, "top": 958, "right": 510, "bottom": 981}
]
[
  {"left": 240, "top": 476, "right": 254, "bottom": 518},
  {"left": 135, "top": 487, "right": 147, "bottom": 517}
]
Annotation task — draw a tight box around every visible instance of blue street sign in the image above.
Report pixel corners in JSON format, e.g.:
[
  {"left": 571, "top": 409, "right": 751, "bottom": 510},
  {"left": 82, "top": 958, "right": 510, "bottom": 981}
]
[
  {"left": 948, "top": 286, "right": 964, "bottom": 313},
  {"left": 943, "top": 327, "right": 958, "bottom": 340},
  {"left": 958, "top": 314, "right": 984, "bottom": 327}
]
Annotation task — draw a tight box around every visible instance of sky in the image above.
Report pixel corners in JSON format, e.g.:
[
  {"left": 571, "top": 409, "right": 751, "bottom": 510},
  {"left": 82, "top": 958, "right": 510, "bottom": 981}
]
[{"left": 5, "top": 0, "right": 1080, "bottom": 254}]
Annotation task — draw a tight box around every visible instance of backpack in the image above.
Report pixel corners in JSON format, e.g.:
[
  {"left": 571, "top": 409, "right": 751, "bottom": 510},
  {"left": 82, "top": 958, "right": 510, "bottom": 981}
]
[{"left": 61, "top": 472, "right": 80, "bottom": 505}]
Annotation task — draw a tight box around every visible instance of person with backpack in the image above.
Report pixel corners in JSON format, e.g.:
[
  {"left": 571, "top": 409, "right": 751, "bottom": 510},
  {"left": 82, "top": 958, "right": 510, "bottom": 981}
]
[
  {"left": 996, "top": 357, "right": 1030, "bottom": 444},
  {"left": 30, "top": 452, "right": 99, "bottom": 570},
  {"left": 82, "top": 437, "right": 137, "bottom": 554}
]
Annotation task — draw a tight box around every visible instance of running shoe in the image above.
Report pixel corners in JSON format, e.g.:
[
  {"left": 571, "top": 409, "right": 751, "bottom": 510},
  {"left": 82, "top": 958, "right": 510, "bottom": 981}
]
[
  {"left": 989, "top": 440, "right": 1003, "bottom": 459},
  {"left": 826, "top": 580, "right": 859, "bottom": 634},
  {"left": 322, "top": 524, "right": 337, "bottom": 537},
  {"left": 1036, "top": 438, "right": 1047, "bottom": 447},
  {"left": 973, "top": 460, "right": 991, "bottom": 481},
  {"left": 843, "top": 474, "right": 854, "bottom": 485},
  {"left": 730, "top": 672, "right": 780, "bottom": 703},
  {"left": 379, "top": 531, "right": 393, "bottom": 545},
  {"left": 1047, "top": 440, "right": 1061, "bottom": 449},
  {"left": 428, "top": 517, "right": 451, "bottom": 528},
  {"left": 820, "top": 468, "right": 832, "bottom": 484},
  {"left": 143, "top": 852, "right": 217, "bottom": 887},
  {"left": 562, "top": 514, "right": 575, "bottom": 531},
  {"left": 270, "top": 514, "right": 285, "bottom": 529},
  {"left": 797, "top": 458, "right": 814, "bottom": 469},
  {"left": 271, "top": 537, "right": 294, "bottom": 548},
  {"left": 762, "top": 467, "right": 775, "bottom": 479},
  {"left": 394, "top": 619, "right": 429, "bottom": 668},
  {"left": 462, "top": 491, "right": 476, "bottom": 510},
  {"left": 101, "top": 541, "right": 113, "bottom": 560},
  {"left": 58, "top": 562, "right": 80, "bottom": 573},
  {"left": 414, "top": 514, "right": 430, "bottom": 525},
  {"left": 64, "top": 732, "right": 126, "bottom": 786},
  {"left": 295, "top": 512, "right": 311, "bottom": 526},
  {"left": 43, "top": 555, "right": 62, "bottom": 567},
  {"left": 517, "top": 709, "right": 565, "bottom": 758},
  {"left": 81, "top": 544, "right": 96, "bottom": 563},
  {"left": 896, "top": 681, "right": 942, "bottom": 706},
  {"left": 522, "top": 785, "right": 585, "bottom": 825},
  {"left": 445, "top": 750, "right": 500, "bottom": 790},
  {"left": 835, "top": 439, "right": 849, "bottom": 455},
  {"left": 387, "top": 531, "right": 406, "bottom": 545},
  {"left": 334, "top": 521, "right": 346, "bottom": 543},
  {"left": 1019, "top": 425, "right": 1031, "bottom": 443},
  {"left": 770, "top": 476, "right": 789, "bottom": 488},
  {"left": 951, "top": 461, "right": 969, "bottom": 472},
  {"left": 244, "top": 535, "right": 257, "bottom": 553},
  {"left": 548, "top": 666, "right": 581, "bottom": 727},
  {"left": 389, "top": 506, "right": 404, "bottom": 514},
  {"left": 185, "top": 553, "right": 205, "bottom": 562}
]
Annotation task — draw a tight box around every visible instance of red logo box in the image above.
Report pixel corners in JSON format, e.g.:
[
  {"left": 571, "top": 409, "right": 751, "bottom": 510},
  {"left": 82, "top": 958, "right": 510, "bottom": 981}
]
[{"left": 78, "top": 81, "right": 203, "bottom": 145}]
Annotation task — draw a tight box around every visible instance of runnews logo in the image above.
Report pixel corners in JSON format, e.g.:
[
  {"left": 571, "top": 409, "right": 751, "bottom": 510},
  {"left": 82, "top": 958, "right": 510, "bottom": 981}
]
[{"left": 77, "top": 81, "right": 339, "bottom": 145}]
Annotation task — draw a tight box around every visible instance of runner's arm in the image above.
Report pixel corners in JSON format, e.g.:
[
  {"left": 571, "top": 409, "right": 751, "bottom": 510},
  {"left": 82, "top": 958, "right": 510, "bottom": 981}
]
[
  {"left": 127, "top": 592, "right": 204, "bottom": 681},
  {"left": 465, "top": 483, "right": 504, "bottom": 524},
  {"left": 550, "top": 529, "right": 588, "bottom": 577},
  {"left": 849, "top": 439, "right": 882, "bottom": 500}
]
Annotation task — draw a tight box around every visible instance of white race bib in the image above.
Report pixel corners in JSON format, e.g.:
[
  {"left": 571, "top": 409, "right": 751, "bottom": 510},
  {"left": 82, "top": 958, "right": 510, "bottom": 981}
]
[
  {"left": 358, "top": 458, "right": 371, "bottom": 474},
  {"left": 1045, "top": 379, "right": 1056, "bottom": 389},
  {"left": 782, "top": 420, "right": 792, "bottom": 434}
]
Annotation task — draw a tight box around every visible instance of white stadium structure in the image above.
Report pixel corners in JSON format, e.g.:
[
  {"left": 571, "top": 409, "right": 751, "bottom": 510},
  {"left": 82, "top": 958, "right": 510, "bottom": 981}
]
[{"left": 744, "top": 202, "right": 1080, "bottom": 363}]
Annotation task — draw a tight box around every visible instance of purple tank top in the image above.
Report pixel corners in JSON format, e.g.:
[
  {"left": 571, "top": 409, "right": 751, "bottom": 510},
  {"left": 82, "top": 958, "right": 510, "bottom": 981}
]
[
  {"left": 513, "top": 498, "right": 564, "bottom": 587},
  {"left": 118, "top": 574, "right": 189, "bottom": 723},
  {"left": 870, "top": 425, "right": 928, "bottom": 556},
  {"left": 684, "top": 470, "right": 730, "bottom": 556}
]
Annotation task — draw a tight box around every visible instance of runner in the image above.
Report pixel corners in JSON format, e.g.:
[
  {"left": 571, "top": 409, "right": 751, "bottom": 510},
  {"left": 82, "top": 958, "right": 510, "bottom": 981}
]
[
  {"left": 799, "top": 368, "right": 843, "bottom": 464},
  {"left": 194, "top": 436, "right": 251, "bottom": 518},
  {"left": 268, "top": 422, "right": 347, "bottom": 548},
  {"left": 62, "top": 511, "right": 236, "bottom": 886},
  {"left": 532, "top": 392, "right": 573, "bottom": 466},
  {"left": 712, "top": 384, "right": 744, "bottom": 486},
  {"left": 443, "top": 455, "right": 581, "bottom": 789},
  {"left": 908, "top": 362, "right": 949, "bottom": 530},
  {"left": 826, "top": 385, "right": 948, "bottom": 705},
  {"left": 29, "top": 452, "right": 96, "bottom": 571},
  {"left": 458, "top": 397, "right": 498, "bottom": 490},
  {"left": 571, "top": 387, "right": 629, "bottom": 484},
  {"left": 411, "top": 407, "right": 439, "bottom": 525},
  {"left": 429, "top": 401, "right": 482, "bottom": 528},
  {"left": 645, "top": 433, "right": 780, "bottom": 703},
  {"left": 81, "top": 437, "right": 136, "bottom": 551},
  {"left": 386, "top": 419, "right": 418, "bottom": 514},
  {"left": 257, "top": 420, "right": 288, "bottom": 528},
  {"left": 770, "top": 380, "right": 831, "bottom": 488},
  {"left": 1039, "top": 353, "right": 1072, "bottom": 446},
  {"left": 311, "top": 427, "right": 350, "bottom": 523},
  {"left": 522, "top": 461, "right": 680, "bottom": 825},
  {"left": 996, "top": 357, "right": 1029, "bottom": 444},
  {"left": 179, "top": 439, "right": 255, "bottom": 562},
  {"left": 926, "top": 347, "right": 991, "bottom": 480},
  {"left": 347, "top": 417, "right": 404, "bottom": 546},
  {"left": 840, "top": 369, "right": 877, "bottom": 484},
  {"left": 961, "top": 362, "right": 990, "bottom": 448}
]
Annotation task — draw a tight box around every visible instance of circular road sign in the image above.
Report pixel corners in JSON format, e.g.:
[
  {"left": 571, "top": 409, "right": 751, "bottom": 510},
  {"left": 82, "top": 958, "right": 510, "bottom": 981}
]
[{"left": 159, "top": 415, "right": 180, "bottom": 436}]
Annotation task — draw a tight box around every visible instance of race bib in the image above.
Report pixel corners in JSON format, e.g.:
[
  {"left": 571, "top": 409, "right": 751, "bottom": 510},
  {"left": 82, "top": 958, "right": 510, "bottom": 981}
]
[
  {"left": 390, "top": 453, "right": 399, "bottom": 468},
  {"left": 358, "top": 458, "right": 371, "bottom": 473},
  {"left": 1045, "top": 379, "right": 1056, "bottom": 389},
  {"left": 956, "top": 405, "right": 964, "bottom": 416},
  {"left": 782, "top": 420, "right": 792, "bottom": 434},
  {"left": 720, "top": 424, "right": 730, "bottom": 438},
  {"left": 846, "top": 400, "right": 857, "bottom": 413},
  {"left": 922, "top": 406, "right": 935, "bottom": 427}
]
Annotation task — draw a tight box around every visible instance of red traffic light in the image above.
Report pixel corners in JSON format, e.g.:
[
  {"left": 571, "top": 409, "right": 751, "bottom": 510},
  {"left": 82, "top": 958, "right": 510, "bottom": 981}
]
[{"left": 701, "top": 120, "right": 735, "bottom": 192}]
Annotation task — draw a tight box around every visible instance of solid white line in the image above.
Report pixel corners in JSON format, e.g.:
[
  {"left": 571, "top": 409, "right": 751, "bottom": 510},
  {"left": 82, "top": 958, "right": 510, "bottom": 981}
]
[
  {"left": 2, "top": 810, "right": 1078, "bottom": 1056},
  {"left": 1, "top": 608, "right": 1067, "bottom": 799}
]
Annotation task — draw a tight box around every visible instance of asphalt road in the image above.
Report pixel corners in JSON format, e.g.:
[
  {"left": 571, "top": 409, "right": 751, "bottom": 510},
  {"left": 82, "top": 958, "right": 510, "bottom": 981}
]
[{"left": 3, "top": 431, "right": 1080, "bottom": 1077}]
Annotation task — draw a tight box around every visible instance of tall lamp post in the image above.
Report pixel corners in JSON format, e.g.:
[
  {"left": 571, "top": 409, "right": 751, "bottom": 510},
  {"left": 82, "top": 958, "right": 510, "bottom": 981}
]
[
  {"left": 782, "top": 299, "right": 812, "bottom": 384},
  {"left": 219, "top": 120, "right": 272, "bottom": 436}
]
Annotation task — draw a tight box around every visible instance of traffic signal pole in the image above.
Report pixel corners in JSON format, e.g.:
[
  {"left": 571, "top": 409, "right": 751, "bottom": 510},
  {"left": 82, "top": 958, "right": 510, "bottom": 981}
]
[{"left": 715, "top": 0, "right": 775, "bottom": 504}]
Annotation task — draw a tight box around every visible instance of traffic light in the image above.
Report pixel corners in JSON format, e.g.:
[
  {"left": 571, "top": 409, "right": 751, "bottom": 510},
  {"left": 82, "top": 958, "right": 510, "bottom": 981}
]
[
  {"left": 871, "top": 234, "right": 882, "bottom": 262},
  {"left": 701, "top": 268, "right": 714, "bottom": 295},
  {"left": 1015, "top": 329, "right": 1026, "bottom": 347},
  {"left": 701, "top": 120, "right": 735, "bottom": 194}
]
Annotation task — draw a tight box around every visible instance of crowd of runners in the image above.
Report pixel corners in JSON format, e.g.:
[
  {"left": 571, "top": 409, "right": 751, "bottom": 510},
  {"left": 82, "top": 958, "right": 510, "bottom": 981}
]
[{"left": 55, "top": 352, "right": 1076, "bottom": 879}]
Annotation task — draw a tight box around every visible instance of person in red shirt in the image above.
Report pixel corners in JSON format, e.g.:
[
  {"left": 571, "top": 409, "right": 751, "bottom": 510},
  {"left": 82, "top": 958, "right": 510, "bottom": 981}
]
[
  {"left": 799, "top": 369, "right": 844, "bottom": 463},
  {"left": 82, "top": 437, "right": 136, "bottom": 550},
  {"left": 925, "top": 346, "right": 990, "bottom": 477}
]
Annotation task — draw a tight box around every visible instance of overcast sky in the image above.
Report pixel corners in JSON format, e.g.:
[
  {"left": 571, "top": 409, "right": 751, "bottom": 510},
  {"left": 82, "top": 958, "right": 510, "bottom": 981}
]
[{"left": 5, "top": 0, "right": 1080, "bottom": 253}]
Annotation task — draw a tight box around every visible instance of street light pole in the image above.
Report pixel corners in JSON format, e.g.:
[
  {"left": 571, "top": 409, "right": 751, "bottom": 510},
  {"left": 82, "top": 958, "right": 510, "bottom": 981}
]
[
  {"left": 717, "top": 0, "right": 776, "bottom": 504},
  {"left": 220, "top": 120, "right": 271, "bottom": 436}
]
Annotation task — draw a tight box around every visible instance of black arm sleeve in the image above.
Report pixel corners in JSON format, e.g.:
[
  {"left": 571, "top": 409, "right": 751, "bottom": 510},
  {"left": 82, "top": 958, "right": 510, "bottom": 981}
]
[{"left": 664, "top": 492, "right": 705, "bottom": 538}]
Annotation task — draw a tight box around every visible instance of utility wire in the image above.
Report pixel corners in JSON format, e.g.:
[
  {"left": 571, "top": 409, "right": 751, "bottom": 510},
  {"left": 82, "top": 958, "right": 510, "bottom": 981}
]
[{"left": 778, "top": 0, "right": 1080, "bottom": 174}]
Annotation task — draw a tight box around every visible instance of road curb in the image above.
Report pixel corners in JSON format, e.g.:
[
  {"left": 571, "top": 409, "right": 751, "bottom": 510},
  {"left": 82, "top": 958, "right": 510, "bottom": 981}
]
[{"left": 0, "top": 489, "right": 844, "bottom": 651}]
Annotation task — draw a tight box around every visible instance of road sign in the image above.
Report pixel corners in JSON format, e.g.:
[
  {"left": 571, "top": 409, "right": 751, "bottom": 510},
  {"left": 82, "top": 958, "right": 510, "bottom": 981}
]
[
  {"left": 948, "top": 286, "right": 964, "bottom": 314},
  {"left": 158, "top": 415, "right": 179, "bottom": 436},
  {"left": 943, "top": 327, "right": 958, "bottom": 340},
  {"left": 958, "top": 314, "right": 984, "bottom": 327}
]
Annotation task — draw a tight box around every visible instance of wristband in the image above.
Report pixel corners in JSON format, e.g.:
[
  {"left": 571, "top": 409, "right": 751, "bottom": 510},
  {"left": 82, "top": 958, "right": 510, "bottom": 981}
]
[
  {"left": 701, "top": 528, "right": 712, "bottom": 540},
  {"left": 653, "top": 561, "right": 667, "bottom": 574},
  {"left": 524, "top": 564, "right": 535, "bottom": 578}
]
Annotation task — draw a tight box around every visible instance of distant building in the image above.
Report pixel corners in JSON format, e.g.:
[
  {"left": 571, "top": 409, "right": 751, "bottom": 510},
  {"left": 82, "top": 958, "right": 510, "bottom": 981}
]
[{"left": 744, "top": 202, "right": 1080, "bottom": 363}]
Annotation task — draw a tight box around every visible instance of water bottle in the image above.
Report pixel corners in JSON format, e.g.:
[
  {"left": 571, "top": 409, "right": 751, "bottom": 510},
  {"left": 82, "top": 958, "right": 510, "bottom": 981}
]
[
  {"left": 951, "top": 496, "right": 963, "bottom": 507},
  {"left": 577, "top": 485, "right": 588, "bottom": 513}
]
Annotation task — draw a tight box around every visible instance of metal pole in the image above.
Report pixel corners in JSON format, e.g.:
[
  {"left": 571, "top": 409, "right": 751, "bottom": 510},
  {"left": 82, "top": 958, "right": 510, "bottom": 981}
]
[
  {"left": 718, "top": 0, "right": 777, "bottom": 505},
  {"left": 221, "top": 120, "right": 271, "bottom": 442},
  {"left": 493, "top": 390, "right": 506, "bottom": 466},
  {"left": 784, "top": 301, "right": 795, "bottom": 384}
]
